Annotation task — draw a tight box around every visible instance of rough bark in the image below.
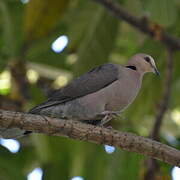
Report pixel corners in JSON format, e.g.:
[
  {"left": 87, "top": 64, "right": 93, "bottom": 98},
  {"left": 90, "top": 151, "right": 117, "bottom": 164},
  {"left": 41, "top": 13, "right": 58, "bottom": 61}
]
[{"left": 0, "top": 109, "right": 179, "bottom": 167}]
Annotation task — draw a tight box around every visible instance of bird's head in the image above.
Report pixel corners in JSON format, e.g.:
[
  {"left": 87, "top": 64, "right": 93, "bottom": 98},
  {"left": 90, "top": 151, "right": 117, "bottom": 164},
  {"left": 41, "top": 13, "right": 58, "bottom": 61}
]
[{"left": 128, "top": 53, "right": 160, "bottom": 76}]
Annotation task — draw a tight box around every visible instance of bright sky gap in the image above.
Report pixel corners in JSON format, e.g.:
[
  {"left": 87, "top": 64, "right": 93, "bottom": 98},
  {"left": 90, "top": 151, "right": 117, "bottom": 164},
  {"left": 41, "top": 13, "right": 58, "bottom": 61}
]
[
  {"left": 51, "top": 35, "right": 69, "bottom": 53},
  {"left": 104, "top": 145, "right": 116, "bottom": 154},
  {"left": 0, "top": 139, "right": 20, "bottom": 153},
  {"left": 71, "top": 176, "right": 84, "bottom": 180},
  {"left": 20, "top": 0, "right": 29, "bottom": 4},
  {"left": 172, "top": 166, "right": 180, "bottom": 180},
  {"left": 27, "top": 168, "right": 43, "bottom": 180}
]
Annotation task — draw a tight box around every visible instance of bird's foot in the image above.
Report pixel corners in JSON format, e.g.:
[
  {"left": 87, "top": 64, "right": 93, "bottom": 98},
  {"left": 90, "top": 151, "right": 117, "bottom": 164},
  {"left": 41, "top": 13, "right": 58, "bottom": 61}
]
[
  {"left": 100, "top": 111, "right": 121, "bottom": 117},
  {"left": 97, "top": 111, "right": 121, "bottom": 126},
  {"left": 106, "top": 125, "right": 113, "bottom": 129}
]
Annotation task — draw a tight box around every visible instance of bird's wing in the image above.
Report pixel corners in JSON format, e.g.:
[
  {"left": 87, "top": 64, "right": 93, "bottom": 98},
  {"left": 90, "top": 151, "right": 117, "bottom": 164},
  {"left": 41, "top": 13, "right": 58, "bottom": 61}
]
[{"left": 29, "top": 63, "right": 120, "bottom": 114}]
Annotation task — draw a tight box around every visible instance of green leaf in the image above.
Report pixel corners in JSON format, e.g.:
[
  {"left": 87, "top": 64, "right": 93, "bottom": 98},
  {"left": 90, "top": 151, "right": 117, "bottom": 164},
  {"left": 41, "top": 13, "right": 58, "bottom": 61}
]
[
  {"left": 73, "top": 3, "right": 119, "bottom": 75},
  {"left": 104, "top": 150, "right": 143, "bottom": 180},
  {"left": 141, "top": 0, "right": 177, "bottom": 27},
  {"left": 24, "top": 0, "right": 70, "bottom": 42}
]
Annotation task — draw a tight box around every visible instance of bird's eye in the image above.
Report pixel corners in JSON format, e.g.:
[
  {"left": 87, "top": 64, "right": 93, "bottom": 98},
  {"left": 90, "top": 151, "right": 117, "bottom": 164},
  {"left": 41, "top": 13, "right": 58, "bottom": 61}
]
[{"left": 144, "top": 56, "right": 151, "bottom": 63}]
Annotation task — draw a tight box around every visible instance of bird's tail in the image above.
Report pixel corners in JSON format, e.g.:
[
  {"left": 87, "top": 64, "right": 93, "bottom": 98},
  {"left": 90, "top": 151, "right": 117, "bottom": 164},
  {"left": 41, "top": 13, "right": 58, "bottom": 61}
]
[
  {"left": 0, "top": 108, "right": 36, "bottom": 139},
  {"left": 0, "top": 127, "right": 27, "bottom": 139}
]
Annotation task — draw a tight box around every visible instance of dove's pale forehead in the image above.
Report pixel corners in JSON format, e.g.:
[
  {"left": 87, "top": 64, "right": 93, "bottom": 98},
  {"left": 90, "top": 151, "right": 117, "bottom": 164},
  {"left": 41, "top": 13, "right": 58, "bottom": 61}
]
[
  {"left": 132, "top": 53, "right": 155, "bottom": 61},
  {"left": 129, "top": 53, "right": 156, "bottom": 65}
]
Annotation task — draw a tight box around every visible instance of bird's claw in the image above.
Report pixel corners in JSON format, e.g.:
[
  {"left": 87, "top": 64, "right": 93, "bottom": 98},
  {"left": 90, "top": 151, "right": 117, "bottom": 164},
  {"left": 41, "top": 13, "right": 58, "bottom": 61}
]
[
  {"left": 97, "top": 111, "right": 121, "bottom": 126},
  {"left": 100, "top": 111, "right": 120, "bottom": 116}
]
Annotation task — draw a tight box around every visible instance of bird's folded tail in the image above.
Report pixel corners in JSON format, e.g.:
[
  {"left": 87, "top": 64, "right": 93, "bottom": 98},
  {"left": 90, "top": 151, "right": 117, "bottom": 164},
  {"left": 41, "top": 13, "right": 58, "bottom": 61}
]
[{"left": 0, "top": 127, "right": 27, "bottom": 139}]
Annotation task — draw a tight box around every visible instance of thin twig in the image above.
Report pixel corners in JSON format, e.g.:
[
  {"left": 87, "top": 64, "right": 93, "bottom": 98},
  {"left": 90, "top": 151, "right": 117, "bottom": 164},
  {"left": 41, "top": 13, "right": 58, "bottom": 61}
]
[
  {"left": 151, "top": 48, "right": 174, "bottom": 140},
  {"left": 9, "top": 59, "right": 30, "bottom": 102},
  {"left": 144, "top": 48, "right": 174, "bottom": 180},
  {"left": 91, "top": 0, "right": 178, "bottom": 177},
  {"left": 0, "top": 109, "right": 180, "bottom": 167},
  {"left": 93, "top": 0, "right": 180, "bottom": 50}
]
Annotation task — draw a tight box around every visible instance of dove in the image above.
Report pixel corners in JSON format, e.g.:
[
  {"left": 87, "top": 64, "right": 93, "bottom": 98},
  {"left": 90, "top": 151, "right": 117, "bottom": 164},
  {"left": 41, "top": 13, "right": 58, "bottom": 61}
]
[{"left": 0, "top": 53, "right": 159, "bottom": 138}]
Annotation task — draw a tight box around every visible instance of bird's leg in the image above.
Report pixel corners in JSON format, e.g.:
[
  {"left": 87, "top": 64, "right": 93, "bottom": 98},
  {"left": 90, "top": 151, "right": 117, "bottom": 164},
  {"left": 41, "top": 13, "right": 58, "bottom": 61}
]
[
  {"left": 99, "top": 116, "right": 112, "bottom": 126},
  {"left": 97, "top": 111, "right": 121, "bottom": 126}
]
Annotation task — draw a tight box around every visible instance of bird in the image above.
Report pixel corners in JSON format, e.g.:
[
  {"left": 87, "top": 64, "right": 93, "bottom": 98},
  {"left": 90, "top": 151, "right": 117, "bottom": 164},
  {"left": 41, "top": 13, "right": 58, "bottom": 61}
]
[{"left": 0, "top": 53, "right": 159, "bottom": 139}]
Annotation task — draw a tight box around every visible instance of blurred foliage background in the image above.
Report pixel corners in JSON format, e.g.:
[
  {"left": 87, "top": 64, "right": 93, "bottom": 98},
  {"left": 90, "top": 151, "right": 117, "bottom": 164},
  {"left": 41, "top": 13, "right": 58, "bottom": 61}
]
[{"left": 0, "top": 0, "right": 180, "bottom": 179}]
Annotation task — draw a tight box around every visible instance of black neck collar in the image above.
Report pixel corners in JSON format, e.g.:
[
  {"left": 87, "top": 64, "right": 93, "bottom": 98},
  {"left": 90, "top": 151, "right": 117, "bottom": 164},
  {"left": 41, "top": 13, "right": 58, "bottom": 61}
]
[{"left": 126, "top": 65, "right": 137, "bottom": 71}]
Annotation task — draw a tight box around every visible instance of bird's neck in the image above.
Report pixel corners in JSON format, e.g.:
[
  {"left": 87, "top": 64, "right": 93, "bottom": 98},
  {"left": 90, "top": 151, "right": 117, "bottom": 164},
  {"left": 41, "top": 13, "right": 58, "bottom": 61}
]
[
  {"left": 125, "top": 65, "right": 137, "bottom": 71},
  {"left": 126, "top": 62, "right": 145, "bottom": 77},
  {"left": 125, "top": 65, "right": 145, "bottom": 84}
]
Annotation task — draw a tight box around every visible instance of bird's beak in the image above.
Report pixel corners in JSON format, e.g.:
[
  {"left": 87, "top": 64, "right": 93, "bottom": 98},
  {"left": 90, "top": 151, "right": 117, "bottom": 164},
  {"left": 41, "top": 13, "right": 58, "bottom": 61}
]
[{"left": 152, "top": 66, "right": 160, "bottom": 76}]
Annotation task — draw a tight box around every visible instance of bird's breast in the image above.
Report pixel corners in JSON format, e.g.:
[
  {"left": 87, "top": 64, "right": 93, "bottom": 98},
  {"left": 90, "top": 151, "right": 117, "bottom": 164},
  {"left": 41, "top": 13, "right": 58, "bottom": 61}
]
[{"left": 105, "top": 72, "right": 142, "bottom": 111}]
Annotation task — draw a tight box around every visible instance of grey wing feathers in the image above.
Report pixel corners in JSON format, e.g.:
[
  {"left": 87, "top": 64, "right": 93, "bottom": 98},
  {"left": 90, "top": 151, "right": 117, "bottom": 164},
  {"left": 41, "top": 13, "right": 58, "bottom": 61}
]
[{"left": 29, "top": 63, "right": 119, "bottom": 114}]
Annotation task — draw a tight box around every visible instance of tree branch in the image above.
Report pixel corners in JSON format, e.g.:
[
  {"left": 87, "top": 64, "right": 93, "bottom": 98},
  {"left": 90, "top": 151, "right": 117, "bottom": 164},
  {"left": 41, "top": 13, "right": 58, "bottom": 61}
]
[
  {"left": 144, "top": 49, "right": 174, "bottom": 179},
  {"left": 0, "top": 109, "right": 180, "bottom": 167},
  {"left": 93, "top": 0, "right": 180, "bottom": 50},
  {"left": 151, "top": 48, "right": 174, "bottom": 140}
]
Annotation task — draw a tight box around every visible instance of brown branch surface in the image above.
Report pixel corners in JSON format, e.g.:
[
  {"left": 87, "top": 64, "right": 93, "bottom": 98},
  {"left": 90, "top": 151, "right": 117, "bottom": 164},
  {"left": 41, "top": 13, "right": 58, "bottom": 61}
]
[
  {"left": 0, "top": 109, "right": 180, "bottom": 167},
  {"left": 93, "top": 0, "right": 180, "bottom": 50}
]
